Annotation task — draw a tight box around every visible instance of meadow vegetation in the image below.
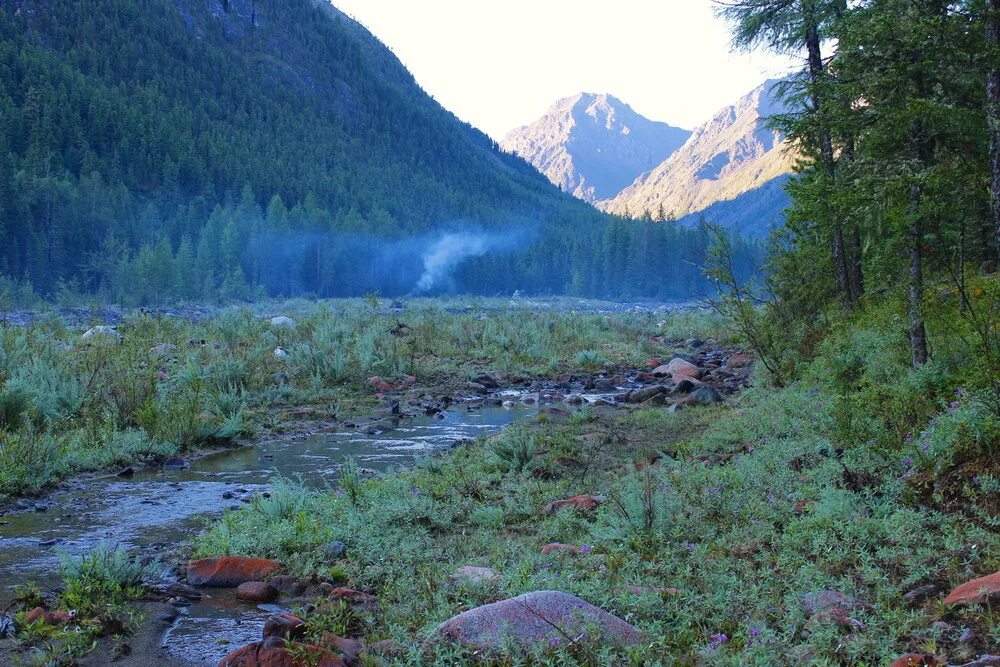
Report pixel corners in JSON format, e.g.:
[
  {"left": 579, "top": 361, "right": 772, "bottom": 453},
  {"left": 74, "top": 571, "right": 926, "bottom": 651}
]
[
  {"left": 0, "top": 298, "right": 706, "bottom": 497},
  {"left": 188, "top": 292, "right": 1000, "bottom": 664}
]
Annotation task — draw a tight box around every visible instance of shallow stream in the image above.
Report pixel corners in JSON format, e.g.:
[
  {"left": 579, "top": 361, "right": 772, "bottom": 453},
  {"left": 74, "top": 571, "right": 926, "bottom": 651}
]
[{"left": 0, "top": 403, "right": 533, "bottom": 664}]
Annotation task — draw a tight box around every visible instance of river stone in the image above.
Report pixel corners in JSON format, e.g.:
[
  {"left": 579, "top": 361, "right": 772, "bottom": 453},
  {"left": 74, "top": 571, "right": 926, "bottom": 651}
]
[
  {"left": 430, "top": 590, "right": 640, "bottom": 651},
  {"left": 219, "top": 636, "right": 344, "bottom": 667},
  {"left": 262, "top": 612, "right": 306, "bottom": 640},
  {"left": 187, "top": 556, "right": 281, "bottom": 587},
  {"left": 324, "top": 540, "right": 348, "bottom": 560},
  {"left": 81, "top": 325, "right": 123, "bottom": 342},
  {"left": 942, "top": 571, "right": 1000, "bottom": 606},
  {"left": 688, "top": 386, "right": 722, "bottom": 405},
  {"left": 236, "top": 581, "right": 279, "bottom": 602},
  {"left": 0, "top": 614, "right": 15, "bottom": 638}
]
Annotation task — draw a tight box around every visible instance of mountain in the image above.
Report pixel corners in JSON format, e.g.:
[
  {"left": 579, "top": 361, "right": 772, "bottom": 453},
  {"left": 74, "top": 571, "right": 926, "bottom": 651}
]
[
  {"left": 600, "top": 80, "right": 795, "bottom": 226},
  {"left": 0, "top": 0, "right": 753, "bottom": 301},
  {"left": 501, "top": 94, "right": 691, "bottom": 203},
  {"left": 674, "top": 176, "right": 792, "bottom": 237}
]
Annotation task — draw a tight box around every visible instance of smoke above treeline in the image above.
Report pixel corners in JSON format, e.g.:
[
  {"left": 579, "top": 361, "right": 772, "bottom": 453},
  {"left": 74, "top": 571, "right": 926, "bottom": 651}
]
[{"left": 244, "top": 225, "right": 535, "bottom": 297}]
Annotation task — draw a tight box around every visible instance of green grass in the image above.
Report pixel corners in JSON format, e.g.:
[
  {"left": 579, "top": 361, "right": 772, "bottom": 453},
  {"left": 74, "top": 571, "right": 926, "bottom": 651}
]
[
  {"left": 0, "top": 298, "right": 698, "bottom": 497},
  {"left": 189, "top": 310, "right": 1000, "bottom": 665},
  {"left": 12, "top": 546, "right": 155, "bottom": 665}
]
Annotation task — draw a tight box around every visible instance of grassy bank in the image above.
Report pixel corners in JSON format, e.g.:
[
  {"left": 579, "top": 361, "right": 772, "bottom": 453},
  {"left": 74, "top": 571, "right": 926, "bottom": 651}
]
[
  {"left": 191, "top": 308, "right": 1000, "bottom": 664},
  {"left": 0, "top": 298, "right": 719, "bottom": 497}
]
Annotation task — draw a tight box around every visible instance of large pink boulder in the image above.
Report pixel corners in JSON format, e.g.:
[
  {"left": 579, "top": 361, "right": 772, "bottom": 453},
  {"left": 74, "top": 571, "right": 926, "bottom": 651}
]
[
  {"left": 431, "top": 590, "right": 640, "bottom": 651},
  {"left": 652, "top": 358, "right": 702, "bottom": 380},
  {"left": 188, "top": 556, "right": 281, "bottom": 587}
]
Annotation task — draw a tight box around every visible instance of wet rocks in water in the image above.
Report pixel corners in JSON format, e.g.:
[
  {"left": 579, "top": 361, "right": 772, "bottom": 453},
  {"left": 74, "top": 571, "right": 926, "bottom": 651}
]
[
  {"left": 626, "top": 385, "right": 667, "bottom": 403},
  {"left": 451, "top": 566, "right": 500, "bottom": 584},
  {"left": 262, "top": 612, "right": 306, "bottom": 640},
  {"left": 219, "top": 636, "right": 344, "bottom": 667},
  {"left": 116, "top": 466, "right": 136, "bottom": 478},
  {"left": 156, "top": 581, "right": 203, "bottom": 601},
  {"left": 466, "top": 381, "right": 489, "bottom": 395},
  {"left": 942, "top": 571, "right": 1000, "bottom": 606},
  {"left": 430, "top": 590, "right": 640, "bottom": 651},
  {"left": 471, "top": 374, "right": 500, "bottom": 389},
  {"left": 0, "top": 614, "right": 16, "bottom": 638},
  {"left": 237, "top": 581, "right": 279, "bottom": 603},
  {"left": 544, "top": 494, "right": 603, "bottom": 516},
  {"left": 187, "top": 556, "right": 281, "bottom": 587}
]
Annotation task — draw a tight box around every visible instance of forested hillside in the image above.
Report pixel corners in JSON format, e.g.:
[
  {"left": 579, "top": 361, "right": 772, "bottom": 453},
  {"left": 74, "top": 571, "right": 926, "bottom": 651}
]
[{"left": 0, "top": 0, "right": 754, "bottom": 304}]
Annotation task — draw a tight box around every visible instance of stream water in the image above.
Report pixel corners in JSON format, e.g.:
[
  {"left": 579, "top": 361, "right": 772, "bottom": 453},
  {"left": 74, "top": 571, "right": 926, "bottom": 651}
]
[{"left": 0, "top": 403, "right": 535, "bottom": 665}]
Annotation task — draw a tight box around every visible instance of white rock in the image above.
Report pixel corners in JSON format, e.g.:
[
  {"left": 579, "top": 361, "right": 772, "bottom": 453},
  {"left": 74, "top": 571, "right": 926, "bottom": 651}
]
[
  {"left": 81, "top": 325, "right": 123, "bottom": 342},
  {"left": 274, "top": 347, "right": 290, "bottom": 359},
  {"left": 269, "top": 316, "right": 295, "bottom": 327}
]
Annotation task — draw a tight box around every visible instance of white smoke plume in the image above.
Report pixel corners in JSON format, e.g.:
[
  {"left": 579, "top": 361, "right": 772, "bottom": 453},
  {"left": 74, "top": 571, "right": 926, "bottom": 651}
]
[{"left": 415, "top": 232, "right": 493, "bottom": 293}]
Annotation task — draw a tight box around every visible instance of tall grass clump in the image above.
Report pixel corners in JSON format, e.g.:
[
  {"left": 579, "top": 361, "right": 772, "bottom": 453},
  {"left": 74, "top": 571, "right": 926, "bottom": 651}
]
[{"left": 490, "top": 424, "right": 537, "bottom": 473}]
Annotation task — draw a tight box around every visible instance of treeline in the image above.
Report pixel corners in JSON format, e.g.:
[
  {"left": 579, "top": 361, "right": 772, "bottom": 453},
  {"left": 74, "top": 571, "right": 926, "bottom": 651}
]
[
  {"left": 0, "top": 186, "right": 758, "bottom": 304},
  {"left": 716, "top": 0, "right": 1000, "bottom": 368},
  {"left": 0, "top": 0, "right": 759, "bottom": 304}
]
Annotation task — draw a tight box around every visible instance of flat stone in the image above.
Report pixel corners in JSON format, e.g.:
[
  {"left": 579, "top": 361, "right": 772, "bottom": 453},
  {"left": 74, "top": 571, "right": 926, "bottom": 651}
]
[
  {"left": 430, "top": 590, "right": 640, "bottom": 651},
  {"left": 943, "top": 571, "right": 1000, "bottom": 606},
  {"left": 187, "top": 556, "right": 281, "bottom": 587}
]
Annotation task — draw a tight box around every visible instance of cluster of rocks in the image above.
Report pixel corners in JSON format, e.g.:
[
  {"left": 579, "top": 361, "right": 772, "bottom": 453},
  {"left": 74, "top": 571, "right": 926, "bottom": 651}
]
[
  {"left": 175, "top": 556, "right": 643, "bottom": 666},
  {"left": 363, "top": 345, "right": 751, "bottom": 423}
]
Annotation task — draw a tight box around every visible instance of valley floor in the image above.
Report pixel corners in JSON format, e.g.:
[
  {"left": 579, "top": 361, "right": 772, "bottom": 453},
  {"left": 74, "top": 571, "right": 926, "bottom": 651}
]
[{"left": 1, "top": 301, "right": 998, "bottom": 665}]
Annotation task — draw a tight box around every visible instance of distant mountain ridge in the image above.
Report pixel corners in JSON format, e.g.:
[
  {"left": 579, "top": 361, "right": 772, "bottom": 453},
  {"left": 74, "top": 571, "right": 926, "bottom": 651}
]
[
  {"left": 504, "top": 81, "right": 796, "bottom": 236},
  {"left": 600, "top": 79, "right": 794, "bottom": 223},
  {"left": 501, "top": 94, "right": 691, "bottom": 202}
]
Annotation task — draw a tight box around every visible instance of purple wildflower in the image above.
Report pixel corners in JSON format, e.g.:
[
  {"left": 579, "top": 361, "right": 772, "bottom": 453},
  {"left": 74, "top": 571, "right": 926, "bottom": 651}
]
[
  {"left": 708, "top": 633, "right": 729, "bottom": 650},
  {"left": 579, "top": 544, "right": 591, "bottom": 554},
  {"left": 920, "top": 442, "right": 930, "bottom": 453},
  {"left": 548, "top": 636, "right": 560, "bottom": 647},
  {"left": 956, "top": 386, "right": 966, "bottom": 398},
  {"left": 901, "top": 456, "right": 914, "bottom": 469},
  {"left": 747, "top": 626, "right": 763, "bottom": 646}
]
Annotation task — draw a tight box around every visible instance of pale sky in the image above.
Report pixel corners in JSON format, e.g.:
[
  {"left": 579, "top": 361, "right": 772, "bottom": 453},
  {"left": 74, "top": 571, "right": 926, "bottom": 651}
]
[{"left": 331, "top": 0, "right": 798, "bottom": 139}]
